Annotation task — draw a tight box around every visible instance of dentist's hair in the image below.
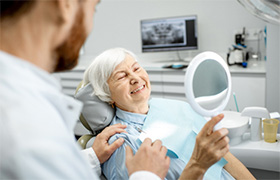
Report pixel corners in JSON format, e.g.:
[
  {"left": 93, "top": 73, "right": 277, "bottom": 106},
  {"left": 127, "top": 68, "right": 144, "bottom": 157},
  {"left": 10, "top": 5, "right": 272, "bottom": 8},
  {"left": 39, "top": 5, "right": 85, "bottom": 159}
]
[
  {"left": 82, "top": 47, "right": 138, "bottom": 103},
  {"left": 1, "top": 1, "right": 36, "bottom": 21}
]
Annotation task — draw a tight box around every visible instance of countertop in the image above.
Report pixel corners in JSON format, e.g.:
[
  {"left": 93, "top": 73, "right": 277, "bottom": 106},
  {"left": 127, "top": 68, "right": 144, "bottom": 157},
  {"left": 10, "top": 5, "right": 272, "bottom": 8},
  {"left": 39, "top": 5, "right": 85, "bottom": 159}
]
[
  {"left": 228, "top": 60, "right": 266, "bottom": 74},
  {"left": 140, "top": 59, "right": 266, "bottom": 74},
  {"left": 230, "top": 133, "right": 280, "bottom": 172}
]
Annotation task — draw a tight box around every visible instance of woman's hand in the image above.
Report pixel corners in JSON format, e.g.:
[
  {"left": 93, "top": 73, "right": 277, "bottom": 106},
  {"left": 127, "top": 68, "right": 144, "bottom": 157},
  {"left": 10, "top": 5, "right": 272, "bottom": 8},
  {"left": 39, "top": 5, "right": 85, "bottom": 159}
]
[
  {"left": 92, "top": 124, "right": 127, "bottom": 164},
  {"left": 125, "top": 138, "right": 170, "bottom": 180},
  {"left": 192, "top": 114, "right": 229, "bottom": 170},
  {"left": 180, "top": 114, "right": 229, "bottom": 180}
]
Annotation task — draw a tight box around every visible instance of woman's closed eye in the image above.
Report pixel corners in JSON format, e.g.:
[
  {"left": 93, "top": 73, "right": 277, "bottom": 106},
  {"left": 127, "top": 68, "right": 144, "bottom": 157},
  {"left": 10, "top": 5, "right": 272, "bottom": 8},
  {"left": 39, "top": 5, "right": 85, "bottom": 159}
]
[
  {"left": 133, "top": 66, "right": 141, "bottom": 72},
  {"left": 117, "top": 73, "right": 126, "bottom": 80}
]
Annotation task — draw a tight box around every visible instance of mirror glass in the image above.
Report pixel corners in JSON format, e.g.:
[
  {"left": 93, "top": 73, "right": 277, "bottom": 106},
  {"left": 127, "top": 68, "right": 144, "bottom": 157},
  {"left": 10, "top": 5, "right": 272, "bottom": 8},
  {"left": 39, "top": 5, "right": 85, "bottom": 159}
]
[
  {"left": 185, "top": 52, "right": 232, "bottom": 130},
  {"left": 193, "top": 60, "right": 228, "bottom": 110}
]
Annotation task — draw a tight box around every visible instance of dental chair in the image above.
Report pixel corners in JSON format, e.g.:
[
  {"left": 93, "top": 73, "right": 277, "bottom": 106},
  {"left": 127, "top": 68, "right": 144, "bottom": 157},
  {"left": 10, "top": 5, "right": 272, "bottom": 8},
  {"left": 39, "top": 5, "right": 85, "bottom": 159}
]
[
  {"left": 75, "top": 81, "right": 115, "bottom": 180},
  {"left": 74, "top": 81, "right": 115, "bottom": 149}
]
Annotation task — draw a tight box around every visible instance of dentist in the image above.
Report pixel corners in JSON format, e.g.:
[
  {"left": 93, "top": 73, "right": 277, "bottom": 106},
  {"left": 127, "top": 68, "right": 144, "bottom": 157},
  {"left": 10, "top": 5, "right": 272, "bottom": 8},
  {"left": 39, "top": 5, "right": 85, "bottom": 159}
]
[
  {"left": 0, "top": 1, "right": 168, "bottom": 179},
  {"left": 0, "top": 1, "right": 246, "bottom": 180}
]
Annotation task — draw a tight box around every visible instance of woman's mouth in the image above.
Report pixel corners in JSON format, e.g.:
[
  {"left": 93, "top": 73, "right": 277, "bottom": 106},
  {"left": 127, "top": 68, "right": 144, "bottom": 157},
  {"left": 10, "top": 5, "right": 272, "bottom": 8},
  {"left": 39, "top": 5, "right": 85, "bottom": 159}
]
[{"left": 131, "top": 85, "right": 145, "bottom": 94}]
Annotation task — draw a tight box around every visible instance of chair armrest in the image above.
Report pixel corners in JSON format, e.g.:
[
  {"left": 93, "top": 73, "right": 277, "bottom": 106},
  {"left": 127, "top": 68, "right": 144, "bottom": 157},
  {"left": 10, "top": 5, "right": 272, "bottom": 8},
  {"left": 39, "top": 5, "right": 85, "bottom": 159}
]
[{"left": 78, "top": 134, "right": 95, "bottom": 149}]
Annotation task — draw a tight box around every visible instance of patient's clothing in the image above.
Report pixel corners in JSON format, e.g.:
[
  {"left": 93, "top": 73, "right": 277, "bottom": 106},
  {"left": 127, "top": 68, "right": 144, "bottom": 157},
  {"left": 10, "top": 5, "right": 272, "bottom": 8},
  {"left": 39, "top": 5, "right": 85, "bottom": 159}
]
[
  {"left": 102, "top": 98, "right": 235, "bottom": 180},
  {"left": 102, "top": 108, "right": 185, "bottom": 180}
]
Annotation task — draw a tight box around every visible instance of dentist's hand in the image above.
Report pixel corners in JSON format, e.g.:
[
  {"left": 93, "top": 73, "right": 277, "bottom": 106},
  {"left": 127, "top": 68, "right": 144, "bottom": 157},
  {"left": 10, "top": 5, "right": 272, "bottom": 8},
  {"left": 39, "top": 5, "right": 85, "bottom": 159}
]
[
  {"left": 125, "top": 138, "right": 170, "bottom": 180},
  {"left": 179, "top": 114, "right": 229, "bottom": 180},
  {"left": 92, "top": 124, "right": 127, "bottom": 164}
]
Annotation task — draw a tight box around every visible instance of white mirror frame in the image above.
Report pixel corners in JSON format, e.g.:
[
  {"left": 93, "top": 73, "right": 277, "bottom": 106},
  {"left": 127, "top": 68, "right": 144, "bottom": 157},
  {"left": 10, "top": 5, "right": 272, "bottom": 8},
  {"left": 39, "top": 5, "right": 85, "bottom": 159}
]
[{"left": 184, "top": 51, "right": 232, "bottom": 118}]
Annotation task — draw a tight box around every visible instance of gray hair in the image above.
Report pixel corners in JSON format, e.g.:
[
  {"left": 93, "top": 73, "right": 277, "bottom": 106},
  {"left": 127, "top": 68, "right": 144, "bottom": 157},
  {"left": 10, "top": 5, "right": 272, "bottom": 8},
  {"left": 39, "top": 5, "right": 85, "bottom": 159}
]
[{"left": 82, "top": 48, "right": 138, "bottom": 103}]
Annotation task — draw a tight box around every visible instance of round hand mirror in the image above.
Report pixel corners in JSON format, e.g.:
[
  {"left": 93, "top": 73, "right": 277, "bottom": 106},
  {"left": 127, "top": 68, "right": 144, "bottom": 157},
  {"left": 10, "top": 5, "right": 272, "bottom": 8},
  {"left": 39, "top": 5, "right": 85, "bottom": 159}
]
[{"left": 184, "top": 51, "right": 232, "bottom": 130}]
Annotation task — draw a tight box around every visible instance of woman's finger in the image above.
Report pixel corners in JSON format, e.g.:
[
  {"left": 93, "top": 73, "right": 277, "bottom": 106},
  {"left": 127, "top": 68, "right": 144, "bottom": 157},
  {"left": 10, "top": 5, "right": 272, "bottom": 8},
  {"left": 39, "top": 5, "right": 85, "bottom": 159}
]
[
  {"left": 208, "top": 128, "right": 229, "bottom": 143},
  {"left": 215, "top": 136, "right": 230, "bottom": 150},
  {"left": 218, "top": 144, "right": 230, "bottom": 158},
  {"left": 200, "top": 114, "right": 224, "bottom": 136}
]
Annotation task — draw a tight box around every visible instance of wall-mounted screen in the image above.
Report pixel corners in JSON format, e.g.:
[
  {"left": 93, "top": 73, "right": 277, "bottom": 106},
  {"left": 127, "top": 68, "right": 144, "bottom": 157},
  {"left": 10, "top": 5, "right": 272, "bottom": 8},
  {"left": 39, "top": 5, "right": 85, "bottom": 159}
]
[{"left": 141, "top": 15, "right": 198, "bottom": 52}]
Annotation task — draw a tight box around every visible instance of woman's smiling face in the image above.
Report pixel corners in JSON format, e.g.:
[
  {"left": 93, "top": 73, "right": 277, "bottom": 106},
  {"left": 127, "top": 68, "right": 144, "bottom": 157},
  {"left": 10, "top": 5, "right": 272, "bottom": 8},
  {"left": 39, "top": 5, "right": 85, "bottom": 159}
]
[{"left": 107, "top": 55, "right": 151, "bottom": 113}]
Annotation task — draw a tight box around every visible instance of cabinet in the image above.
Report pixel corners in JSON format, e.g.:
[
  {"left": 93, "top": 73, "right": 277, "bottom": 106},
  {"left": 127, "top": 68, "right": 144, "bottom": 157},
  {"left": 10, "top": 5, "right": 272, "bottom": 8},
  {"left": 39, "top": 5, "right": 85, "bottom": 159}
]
[
  {"left": 146, "top": 68, "right": 187, "bottom": 101},
  {"left": 53, "top": 67, "right": 85, "bottom": 97}
]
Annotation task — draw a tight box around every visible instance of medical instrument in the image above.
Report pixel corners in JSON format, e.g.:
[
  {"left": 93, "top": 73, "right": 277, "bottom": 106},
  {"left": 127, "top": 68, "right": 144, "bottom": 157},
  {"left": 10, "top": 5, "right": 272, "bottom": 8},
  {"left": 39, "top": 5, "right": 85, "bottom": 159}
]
[
  {"left": 241, "top": 107, "right": 270, "bottom": 141},
  {"left": 162, "top": 63, "right": 188, "bottom": 69},
  {"left": 227, "top": 45, "right": 248, "bottom": 68},
  {"left": 233, "top": 92, "right": 239, "bottom": 112},
  {"left": 135, "top": 127, "right": 147, "bottom": 134},
  {"left": 118, "top": 117, "right": 147, "bottom": 134},
  {"left": 238, "top": 0, "right": 280, "bottom": 25},
  {"left": 235, "top": 27, "right": 246, "bottom": 46}
]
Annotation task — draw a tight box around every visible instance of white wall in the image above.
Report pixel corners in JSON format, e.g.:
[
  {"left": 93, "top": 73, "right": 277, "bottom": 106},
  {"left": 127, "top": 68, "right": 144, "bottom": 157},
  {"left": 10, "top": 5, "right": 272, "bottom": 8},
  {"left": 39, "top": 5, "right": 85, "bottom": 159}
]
[
  {"left": 79, "top": 0, "right": 266, "bottom": 65},
  {"left": 78, "top": 0, "right": 280, "bottom": 112},
  {"left": 266, "top": 24, "right": 280, "bottom": 112}
]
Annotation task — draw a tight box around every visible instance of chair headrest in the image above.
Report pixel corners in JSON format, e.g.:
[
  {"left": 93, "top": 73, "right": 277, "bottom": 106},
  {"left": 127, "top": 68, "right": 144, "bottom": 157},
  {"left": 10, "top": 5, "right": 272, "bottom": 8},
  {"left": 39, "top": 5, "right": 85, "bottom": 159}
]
[{"left": 74, "top": 83, "right": 115, "bottom": 132}]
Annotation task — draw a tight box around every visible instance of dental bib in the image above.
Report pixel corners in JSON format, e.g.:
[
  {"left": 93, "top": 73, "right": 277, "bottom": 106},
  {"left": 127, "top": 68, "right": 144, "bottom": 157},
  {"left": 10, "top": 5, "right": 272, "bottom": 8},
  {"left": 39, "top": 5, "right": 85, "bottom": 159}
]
[{"left": 138, "top": 98, "right": 227, "bottom": 179}]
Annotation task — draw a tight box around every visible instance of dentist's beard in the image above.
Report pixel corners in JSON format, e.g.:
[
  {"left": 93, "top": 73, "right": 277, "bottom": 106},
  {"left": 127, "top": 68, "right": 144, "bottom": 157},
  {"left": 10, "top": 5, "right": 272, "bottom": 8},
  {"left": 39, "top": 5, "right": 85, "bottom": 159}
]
[{"left": 53, "top": 8, "right": 87, "bottom": 72}]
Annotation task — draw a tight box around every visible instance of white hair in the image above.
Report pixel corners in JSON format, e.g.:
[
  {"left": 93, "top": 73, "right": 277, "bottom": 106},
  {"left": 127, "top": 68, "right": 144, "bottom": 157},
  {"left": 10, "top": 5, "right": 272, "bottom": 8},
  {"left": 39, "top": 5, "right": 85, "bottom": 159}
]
[{"left": 82, "top": 47, "right": 138, "bottom": 103}]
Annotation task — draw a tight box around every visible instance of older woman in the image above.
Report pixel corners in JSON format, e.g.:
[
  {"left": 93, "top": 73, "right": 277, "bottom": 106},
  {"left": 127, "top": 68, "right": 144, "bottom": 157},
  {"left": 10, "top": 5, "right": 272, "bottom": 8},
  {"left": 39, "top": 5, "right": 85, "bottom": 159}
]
[{"left": 82, "top": 48, "right": 255, "bottom": 180}]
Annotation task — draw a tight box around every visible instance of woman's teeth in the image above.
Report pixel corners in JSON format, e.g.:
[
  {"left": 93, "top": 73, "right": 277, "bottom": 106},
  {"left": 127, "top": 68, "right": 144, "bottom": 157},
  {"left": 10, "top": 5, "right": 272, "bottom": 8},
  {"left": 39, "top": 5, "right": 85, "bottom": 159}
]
[{"left": 131, "top": 85, "right": 144, "bottom": 94}]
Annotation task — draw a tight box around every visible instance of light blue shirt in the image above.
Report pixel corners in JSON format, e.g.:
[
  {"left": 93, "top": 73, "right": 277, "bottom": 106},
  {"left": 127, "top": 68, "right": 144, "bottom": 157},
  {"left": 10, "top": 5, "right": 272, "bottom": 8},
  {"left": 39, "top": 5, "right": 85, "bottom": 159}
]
[
  {"left": 102, "top": 99, "right": 235, "bottom": 180},
  {"left": 102, "top": 107, "right": 185, "bottom": 180}
]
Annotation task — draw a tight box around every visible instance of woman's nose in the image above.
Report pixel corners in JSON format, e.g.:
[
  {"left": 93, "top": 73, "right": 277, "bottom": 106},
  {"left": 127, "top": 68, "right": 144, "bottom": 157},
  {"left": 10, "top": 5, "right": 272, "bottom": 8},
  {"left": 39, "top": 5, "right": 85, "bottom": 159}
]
[{"left": 130, "top": 74, "right": 140, "bottom": 85}]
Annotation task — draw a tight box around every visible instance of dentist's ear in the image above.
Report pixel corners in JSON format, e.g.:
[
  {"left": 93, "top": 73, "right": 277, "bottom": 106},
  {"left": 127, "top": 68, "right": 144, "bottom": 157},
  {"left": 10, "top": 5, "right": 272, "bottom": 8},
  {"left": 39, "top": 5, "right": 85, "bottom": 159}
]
[
  {"left": 48, "top": 0, "right": 80, "bottom": 48},
  {"left": 55, "top": 0, "right": 78, "bottom": 25}
]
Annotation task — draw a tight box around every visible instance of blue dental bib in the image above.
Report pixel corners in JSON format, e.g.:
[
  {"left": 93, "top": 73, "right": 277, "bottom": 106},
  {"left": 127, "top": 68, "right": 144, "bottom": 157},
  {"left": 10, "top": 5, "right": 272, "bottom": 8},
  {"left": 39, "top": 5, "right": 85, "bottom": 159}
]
[{"left": 138, "top": 98, "right": 227, "bottom": 180}]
